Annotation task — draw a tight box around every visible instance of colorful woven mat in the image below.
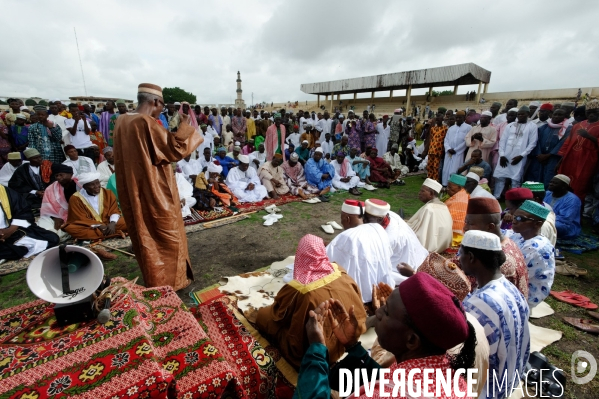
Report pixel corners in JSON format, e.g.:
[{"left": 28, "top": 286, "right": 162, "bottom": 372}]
[
  {"left": 191, "top": 296, "right": 296, "bottom": 399},
  {"left": 0, "top": 278, "right": 245, "bottom": 398},
  {"left": 235, "top": 194, "right": 303, "bottom": 213},
  {"left": 556, "top": 233, "right": 599, "bottom": 254}
]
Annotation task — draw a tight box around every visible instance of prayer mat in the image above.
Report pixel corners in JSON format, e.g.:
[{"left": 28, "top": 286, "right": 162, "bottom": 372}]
[
  {"left": 235, "top": 194, "right": 303, "bottom": 213},
  {"left": 191, "top": 295, "right": 296, "bottom": 398},
  {"left": 0, "top": 278, "right": 245, "bottom": 399},
  {"left": 184, "top": 207, "right": 234, "bottom": 225},
  {"left": 556, "top": 233, "right": 599, "bottom": 254},
  {"left": 0, "top": 214, "right": 250, "bottom": 276},
  {"left": 530, "top": 301, "right": 555, "bottom": 319},
  {"left": 190, "top": 283, "right": 222, "bottom": 305}
]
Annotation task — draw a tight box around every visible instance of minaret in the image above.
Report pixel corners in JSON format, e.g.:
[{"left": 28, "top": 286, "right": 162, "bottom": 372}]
[{"left": 234, "top": 71, "right": 246, "bottom": 108}]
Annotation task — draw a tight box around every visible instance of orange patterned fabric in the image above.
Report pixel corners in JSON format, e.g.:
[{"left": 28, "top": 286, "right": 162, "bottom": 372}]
[
  {"left": 445, "top": 189, "right": 469, "bottom": 233},
  {"left": 428, "top": 125, "right": 448, "bottom": 156}
]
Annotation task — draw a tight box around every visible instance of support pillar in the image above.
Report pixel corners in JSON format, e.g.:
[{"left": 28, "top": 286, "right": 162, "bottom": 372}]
[
  {"left": 483, "top": 83, "right": 488, "bottom": 94},
  {"left": 317, "top": 95, "right": 320, "bottom": 108},
  {"left": 453, "top": 85, "right": 458, "bottom": 95},
  {"left": 406, "top": 85, "right": 412, "bottom": 116},
  {"left": 475, "top": 81, "right": 482, "bottom": 104},
  {"left": 337, "top": 94, "right": 340, "bottom": 101},
  {"left": 390, "top": 90, "right": 393, "bottom": 98},
  {"left": 371, "top": 91, "right": 375, "bottom": 99},
  {"left": 330, "top": 93, "right": 333, "bottom": 112},
  {"left": 428, "top": 86, "right": 433, "bottom": 95},
  {"left": 353, "top": 92, "right": 357, "bottom": 100}
]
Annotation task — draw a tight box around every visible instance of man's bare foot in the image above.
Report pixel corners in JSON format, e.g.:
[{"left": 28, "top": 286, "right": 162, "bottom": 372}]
[
  {"left": 298, "top": 188, "right": 308, "bottom": 199},
  {"left": 320, "top": 187, "right": 330, "bottom": 195}
]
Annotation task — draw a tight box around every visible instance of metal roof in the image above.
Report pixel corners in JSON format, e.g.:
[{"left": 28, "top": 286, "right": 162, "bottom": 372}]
[{"left": 300, "top": 63, "right": 491, "bottom": 95}]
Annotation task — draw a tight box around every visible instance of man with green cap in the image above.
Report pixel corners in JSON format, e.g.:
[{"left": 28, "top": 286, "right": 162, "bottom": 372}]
[
  {"left": 504, "top": 200, "right": 555, "bottom": 308},
  {"left": 521, "top": 181, "right": 557, "bottom": 245},
  {"left": 265, "top": 112, "right": 286, "bottom": 161},
  {"left": 445, "top": 173, "right": 469, "bottom": 247}
]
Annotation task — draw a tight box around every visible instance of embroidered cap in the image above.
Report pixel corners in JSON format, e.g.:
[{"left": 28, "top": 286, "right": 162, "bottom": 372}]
[
  {"left": 519, "top": 200, "right": 550, "bottom": 221},
  {"left": 462, "top": 230, "right": 502, "bottom": 251}
]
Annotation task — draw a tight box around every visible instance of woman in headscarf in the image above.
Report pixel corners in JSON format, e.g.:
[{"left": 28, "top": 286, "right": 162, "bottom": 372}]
[{"left": 178, "top": 101, "right": 199, "bottom": 130}]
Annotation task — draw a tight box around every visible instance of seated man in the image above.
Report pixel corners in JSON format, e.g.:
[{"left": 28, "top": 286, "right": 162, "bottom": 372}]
[
  {"left": 445, "top": 174, "right": 470, "bottom": 247},
  {"left": 364, "top": 199, "right": 428, "bottom": 284},
  {"left": 258, "top": 154, "right": 289, "bottom": 199},
  {"left": 38, "top": 164, "right": 78, "bottom": 241},
  {"left": 178, "top": 153, "right": 203, "bottom": 184},
  {"left": 62, "top": 144, "right": 96, "bottom": 178},
  {"left": 295, "top": 140, "right": 311, "bottom": 166},
  {"left": 500, "top": 187, "right": 556, "bottom": 246},
  {"left": 194, "top": 163, "right": 239, "bottom": 210},
  {"left": 465, "top": 171, "right": 495, "bottom": 199},
  {"left": 9, "top": 148, "right": 53, "bottom": 211},
  {"left": 407, "top": 178, "right": 453, "bottom": 252},
  {"left": 96, "top": 146, "right": 115, "bottom": 188},
  {"left": 304, "top": 147, "right": 335, "bottom": 196},
  {"left": 64, "top": 172, "right": 127, "bottom": 240},
  {"left": 346, "top": 147, "right": 371, "bottom": 184},
  {"left": 225, "top": 154, "right": 268, "bottom": 203},
  {"left": 326, "top": 221, "right": 394, "bottom": 303},
  {"left": 299, "top": 124, "right": 315, "bottom": 148},
  {"left": 339, "top": 199, "right": 364, "bottom": 230},
  {"left": 544, "top": 174, "right": 581, "bottom": 240},
  {"left": 330, "top": 151, "right": 361, "bottom": 195},
  {"left": 504, "top": 200, "right": 555, "bottom": 308},
  {"left": 522, "top": 181, "right": 557, "bottom": 246},
  {"left": 226, "top": 145, "right": 242, "bottom": 161},
  {"left": 0, "top": 152, "right": 23, "bottom": 187},
  {"left": 461, "top": 230, "right": 530, "bottom": 399},
  {"left": 173, "top": 164, "right": 197, "bottom": 217},
  {"left": 382, "top": 143, "right": 408, "bottom": 183},
  {"left": 366, "top": 148, "right": 394, "bottom": 188},
  {"left": 214, "top": 146, "right": 238, "bottom": 178},
  {"left": 457, "top": 148, "right": 492, "bottom": 180},
  {"left": 281, "top": 152, "right": 319, "bottom": 199},
  {"left": 256, "top": 234, "right": 366, "bottom": 370},
  {"left": 198, "top": 146, "right": 215, "bottom": 172},
  {"left": 0, "top": 184, "right": 59, "bottom": 260},
  {"left": 462, "top": 197, "right": 529, "bottom": 298},
  {"left": 294, "top": 273, "right": 476, "bottom": 398},
  {"left": 249, "top": 143, "right": 266, "bottom": 171}
]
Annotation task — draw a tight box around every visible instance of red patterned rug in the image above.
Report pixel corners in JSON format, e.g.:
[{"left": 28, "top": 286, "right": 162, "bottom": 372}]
[
  {"left": 235, "top": 194, "right": 303, "bottom": 213},
  {"left": 191, "top": 296, "right": 296, "bottom": 399},
  {"left": 0, "top": 279, "right": 245, "bottom": 399},
  {"left": 184, "top": 207, "right": 235, "bottom": 225}
]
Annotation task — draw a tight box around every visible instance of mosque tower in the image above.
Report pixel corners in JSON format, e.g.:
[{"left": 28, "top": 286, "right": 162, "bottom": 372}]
[{"left": 234, "top": 71, "right": 246, "bottom": 108}]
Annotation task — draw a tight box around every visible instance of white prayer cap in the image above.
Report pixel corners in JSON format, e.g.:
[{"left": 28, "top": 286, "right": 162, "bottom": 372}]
[
  {"left": 174, "top": 102, "right": 181, "bottom": 105},
  {"left": 207, "top": 163, "right": 223, "bottom": 174},
  {"left": 509, "top": 107, "right": 519, "bottom": 113},
  {"left": 466, "top": 172, "right": 480, "bottom": 182},
  {"left": 462, "top": 230, "right": 502, "bottom": 251},
  {"left": 338, "top": 114, "right": 344, "bottom": 118},
  {"left": 78, "top": 172, "right": 101, "bottom": 186},
  {"left": 314, "top": 147, "right": 323, "bottom": 153},
  {"left": 302, "top": 140, "right": 309, "bottom": 144},
  {"left": 481, "top": 111, "right": 493, "bottom": 117},
  {"left": 394, "top": 108, "right": 403, "bottom": 113},
  {"left": 19, "top": 106, "right": 28, "bottom": 111},
  {"left": 237, "top": 154, "right": 250, "bottom": 164},
  {"left": 529, "top": 101, "right": 540, "bottom": 107},
  {"left": 15, "top": 114, "right": 26, "bottom": 120},
  {"left": 364, "top": 199, "right": 390, "bottom": 217},
  {"left": 341, "top": 199, "right": 365, "bottom": 215},
  {"left": 553, "top": 174, "right": 571, "bottom": 186},
  {"left": 235, "top": 141, "right": 241, "bottom": 146},
  {"left": 289, "top": 152, "right": 299, "bottom": 161},
  {"left": 422, "top": 178, "right": 442, "bottom": 194}
]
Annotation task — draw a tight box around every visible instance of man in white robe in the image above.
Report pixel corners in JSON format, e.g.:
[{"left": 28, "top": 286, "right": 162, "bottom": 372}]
[
  {"left": 198, "top": 147, "right": 215, "bottom": 172},
  {"left": 375, "top": 115, "right": 390, "bottom": 156},
  {"left": 441, "top": 111, "right": 472, "bottom": 186},
  {"left": 330, "top": 151, "right": 362, "bottom": 195},
  {"left": 0, "top": 153, "right": 24, "bottom": 187},
  {"left": 249, "top": 143, "right": 267, "bottom": 171},
  {"left": 493, "top": 106, "right": 538, "bottom": 198},
  {"left": 465, "top": 172, "right": 496, "bottom": 199},
  {"left": 383, "top": 143, "right": 409, "bottom": 182},
  {"left": 174, "top": 168, "right": 196, "bottom": 218},
  {"left": 320, "top": 133, "right": 334, "bottom": 159},
  {"left": 62, "top": 145, "right": 96, "bottom": 178},
  {"left": 178, "top": 154, "right": 203, "bottom": 184},
  {"left": 225, "top": 154, "right": 268, "bottom": 203},
  {"left": 407, "top": 178, "right": 453, "bottom": 253},
  {"left": 198, "top": 123, "right": 219, "bottom": 156},
  {"left": 96, "top": 147, "right": 115, "bottom": 188},
  {"left": 363, "top": 199, "right": 429, "bottom": 285},
  {"left": 326, "top": 222, "right": 394, "bottom": 303}
]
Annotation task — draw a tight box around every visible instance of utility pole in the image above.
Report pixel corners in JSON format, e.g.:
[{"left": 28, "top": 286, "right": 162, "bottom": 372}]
[
  {"left": 73, "top": 27, "right": 87, "bottom": 96},
  {"left": 252, "top": 92, "right": 254, "bottom": 107}
]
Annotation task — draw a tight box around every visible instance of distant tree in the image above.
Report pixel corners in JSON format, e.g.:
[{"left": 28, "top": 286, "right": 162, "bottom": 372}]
[
  {"left": 162, "top": 87, "right": 196, "bottom": 104},
  {"left": 0, "top": 100, "right": 6, "bottom": 105},
  {"left": 38, "top": 100, "right": 48, "bottom": 106},
  {"left": 25, "top": 98, "right": 37, "bottom": 106},
  {"left": 431, "top": 90, "right": 454, "bottom": 97}
]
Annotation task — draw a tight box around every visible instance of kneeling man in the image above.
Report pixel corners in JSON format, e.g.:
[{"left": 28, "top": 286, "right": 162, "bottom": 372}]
[{"left": 64, "top": 172, "right": 127, "bottom": 240}]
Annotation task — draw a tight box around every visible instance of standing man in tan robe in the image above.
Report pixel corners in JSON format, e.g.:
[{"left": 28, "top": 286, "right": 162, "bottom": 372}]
[{"left": 114, "top": 83, "right": 202, "bottom": 291}]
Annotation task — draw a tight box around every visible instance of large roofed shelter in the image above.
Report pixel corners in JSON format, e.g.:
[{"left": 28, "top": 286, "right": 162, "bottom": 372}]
[{"left": 300, "top": 62, "right": 491, "bottom": 113}]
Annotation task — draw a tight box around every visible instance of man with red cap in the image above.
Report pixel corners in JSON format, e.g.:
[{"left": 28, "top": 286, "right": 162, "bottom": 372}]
[
  {"left": 363, "top": 199, "right": 428, "bottom": 284},
  {"left": 533, "top": 103, "right": 553, "bottom": 128},
  {"left": 256, "top": 234, "right": 366, "bottom": 370},
  {"left": 294, "top": 273, "right": 477, "bottom": 398},
  {"left": 339, "top": 199, "right": 364, "bottom": 230},
  {"left": 500, "top": 187, "right": 534, "bottom": 230}
]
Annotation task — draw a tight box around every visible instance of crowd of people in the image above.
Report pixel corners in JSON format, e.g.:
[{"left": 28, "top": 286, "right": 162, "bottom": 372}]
[{"left": 0, "top": 88, "right": 595, "bottom": 398}]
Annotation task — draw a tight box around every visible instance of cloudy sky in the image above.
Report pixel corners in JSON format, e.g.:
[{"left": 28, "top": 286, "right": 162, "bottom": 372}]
[{"left": 2, "top": 0, "right": 597, "bottom": 105}]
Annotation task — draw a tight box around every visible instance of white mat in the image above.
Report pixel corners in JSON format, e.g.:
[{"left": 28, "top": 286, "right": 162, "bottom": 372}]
[{"left": 530, "top": 301, "right": 554, "bottom": 319}]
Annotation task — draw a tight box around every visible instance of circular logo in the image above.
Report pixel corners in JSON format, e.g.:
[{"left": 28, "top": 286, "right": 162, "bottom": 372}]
[{"left": 571, "top": 350, "right": 597, "bottom": 385}]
